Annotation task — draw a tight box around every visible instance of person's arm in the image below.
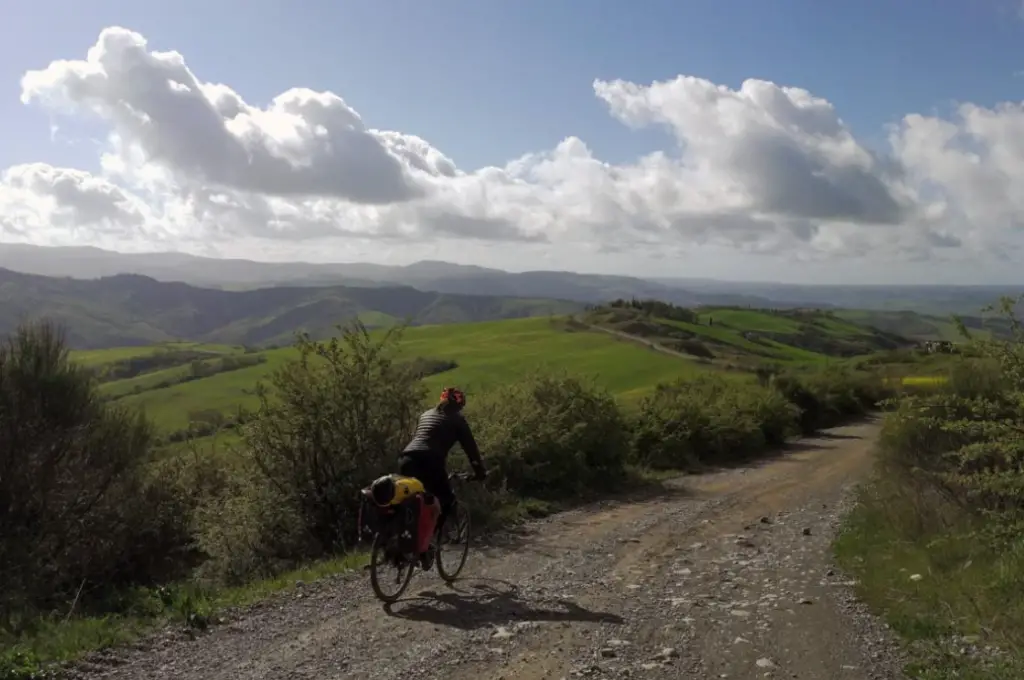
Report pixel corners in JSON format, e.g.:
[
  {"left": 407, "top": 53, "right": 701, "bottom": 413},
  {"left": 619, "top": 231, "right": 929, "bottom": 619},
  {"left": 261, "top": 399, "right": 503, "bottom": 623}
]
[{"left": 456, "top": 416, "right": 486, "bottom": 478}]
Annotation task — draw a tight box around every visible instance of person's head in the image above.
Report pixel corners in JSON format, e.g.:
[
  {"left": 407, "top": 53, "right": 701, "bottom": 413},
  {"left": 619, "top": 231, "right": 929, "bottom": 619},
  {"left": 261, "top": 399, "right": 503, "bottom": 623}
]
[{"left": 438, "top": 387, "right": 466, "bottom": 413}]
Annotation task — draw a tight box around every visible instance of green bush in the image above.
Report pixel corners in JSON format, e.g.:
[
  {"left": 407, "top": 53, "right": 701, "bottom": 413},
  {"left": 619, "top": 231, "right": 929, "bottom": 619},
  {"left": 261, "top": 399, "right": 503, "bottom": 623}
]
[
  {"left": 630, "top": 375, "right": 800, "bottom": 470},
  {"left": 400, "top": 356, "right": 459, "bottom": 379},
  {"left": 0, "top": 321, "right": 189, "bottom": 630},
  {"left": 770, "top": 367, "right": 890, "bottom": 433},
  {"left": 751, "top": 385, "right": 803, "bottom": 446},
  {"left": 470, "top": 372, "right": 629, "bottom": 500},
  {"left": 670, "top": 338, "right": 715, "bottom": 359},
  {"left": 192, "top": 322, "right": 426, "bottom": 584},
  {"left": 192, "top": 464, "right": 313, "bottom": 586},
  {"left": 944, "top": 357, "right": 1005, "bottom": 399}
]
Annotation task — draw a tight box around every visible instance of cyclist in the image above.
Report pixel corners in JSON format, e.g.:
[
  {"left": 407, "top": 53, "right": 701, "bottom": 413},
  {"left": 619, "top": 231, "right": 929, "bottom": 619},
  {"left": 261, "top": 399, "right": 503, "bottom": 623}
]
[{"left": 398, "top": 387, "right": 487, "bottom": 547}]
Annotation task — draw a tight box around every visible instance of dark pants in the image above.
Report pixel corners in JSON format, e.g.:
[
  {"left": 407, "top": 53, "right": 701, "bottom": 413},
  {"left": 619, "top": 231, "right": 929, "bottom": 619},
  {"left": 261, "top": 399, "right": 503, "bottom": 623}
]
[{"left": 398, "top": 451, "right": 455, "bottom": 526}]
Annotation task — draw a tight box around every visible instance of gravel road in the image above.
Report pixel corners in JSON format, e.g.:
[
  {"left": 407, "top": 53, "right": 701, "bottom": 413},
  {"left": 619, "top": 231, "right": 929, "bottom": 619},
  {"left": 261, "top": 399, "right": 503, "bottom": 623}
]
[{"left": 76, "top": 417, "right": 906, "bottom": 680}]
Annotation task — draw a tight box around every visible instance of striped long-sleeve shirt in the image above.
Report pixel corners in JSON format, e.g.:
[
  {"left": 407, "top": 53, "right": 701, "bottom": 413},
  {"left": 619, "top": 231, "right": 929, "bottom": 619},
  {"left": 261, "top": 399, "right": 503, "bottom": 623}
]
[{"left": 402, "top": 406, "right": 483, "bottom": 469}]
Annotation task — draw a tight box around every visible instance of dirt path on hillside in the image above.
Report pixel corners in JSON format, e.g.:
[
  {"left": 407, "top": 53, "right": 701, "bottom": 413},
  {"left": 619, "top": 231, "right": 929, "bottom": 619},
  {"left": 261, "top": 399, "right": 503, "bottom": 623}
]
[
  {"left": 73, "top": 418, "right": 905, "bottom": 680},
  {"left": 583, "top": 322, "right": 700, "bottom": 361}
]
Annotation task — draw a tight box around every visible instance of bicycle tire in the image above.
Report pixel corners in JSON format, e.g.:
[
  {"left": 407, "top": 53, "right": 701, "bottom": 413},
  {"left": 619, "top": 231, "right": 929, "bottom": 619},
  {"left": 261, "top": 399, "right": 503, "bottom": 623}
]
[
  {"left": 436, "top": 501, "right": 471, "bottom": 583},
  {"left": 369, "top": 530, "right": 414, "bottom": 603}
]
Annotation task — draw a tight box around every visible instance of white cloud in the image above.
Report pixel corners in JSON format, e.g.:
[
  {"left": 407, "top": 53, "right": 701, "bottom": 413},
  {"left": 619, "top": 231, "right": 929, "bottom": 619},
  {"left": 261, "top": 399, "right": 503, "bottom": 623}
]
[
  {"left": 0, "top": 163, "right": 163, "bottom": 246},
  {"left": 5, "top": 25, "right": 1024, "bottom": 277}
]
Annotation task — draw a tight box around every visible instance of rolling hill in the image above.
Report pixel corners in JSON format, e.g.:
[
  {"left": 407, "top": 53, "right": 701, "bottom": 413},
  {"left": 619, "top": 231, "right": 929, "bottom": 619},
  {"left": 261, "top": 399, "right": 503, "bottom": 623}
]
[
  {"left": 833, "top": 308, "right": 1013, "bottom": 341},
  {"left": 1, "top": 242, "right": 1021, "bottom": 315},
  {"left": 76, "top": 317, "right": 727, "bottom": 435},
  {"left": 582, "top": 302, "right": 916, "bottom": 366},
  {"left": 0, "top": 267, "right": 582, "bottom": 348},
  {"left": 73, "top": 306, "right": 920, "bottom": 442}
]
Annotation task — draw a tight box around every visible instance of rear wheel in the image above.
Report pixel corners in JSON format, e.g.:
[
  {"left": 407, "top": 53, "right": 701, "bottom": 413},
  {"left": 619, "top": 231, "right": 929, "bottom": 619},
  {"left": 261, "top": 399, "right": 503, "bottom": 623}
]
[
  {"left": 369, "top": 530, "right": 414, "bottom": 603},
  {"left": 437, "top": 501, "right": 471, "bottom": 583}
]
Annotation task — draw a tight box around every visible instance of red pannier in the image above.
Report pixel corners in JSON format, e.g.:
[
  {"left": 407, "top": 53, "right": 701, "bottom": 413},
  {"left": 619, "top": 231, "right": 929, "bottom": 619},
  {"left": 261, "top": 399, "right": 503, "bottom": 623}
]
[
  {"left": 414, "top": 493, "right": 441, "bottom": 554},
  {"left": 358, "top": 484, "right": 441, "bottom": 557}
]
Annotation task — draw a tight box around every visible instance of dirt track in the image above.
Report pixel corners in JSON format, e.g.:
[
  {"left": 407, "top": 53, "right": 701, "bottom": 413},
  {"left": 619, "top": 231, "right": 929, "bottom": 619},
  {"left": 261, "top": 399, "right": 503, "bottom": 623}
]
[{"left": 78, "top": 417, "right": 905, "bottom": 680}]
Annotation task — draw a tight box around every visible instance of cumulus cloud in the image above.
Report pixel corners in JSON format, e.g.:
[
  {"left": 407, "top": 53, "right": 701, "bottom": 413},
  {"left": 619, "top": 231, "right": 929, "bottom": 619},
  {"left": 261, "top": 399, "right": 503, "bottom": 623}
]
[
  {"left": 593, "top": 76, "right": 911, "bottom": 225},
  {"left": 892, "top": 103, "right": 1024, "bottom": 254},
  {"left": 0, "top": 163, "right": 161, "bottom": 246},
  {"left": 4, "top": 163, "right": 143, "bottom": 225},
  {"left": 5, "top": 25, "right": 1024, "bottom": 267}
]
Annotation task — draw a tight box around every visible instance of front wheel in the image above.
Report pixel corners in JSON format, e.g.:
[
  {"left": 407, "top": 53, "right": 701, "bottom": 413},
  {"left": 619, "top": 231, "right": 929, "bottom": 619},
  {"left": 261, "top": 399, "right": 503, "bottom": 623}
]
[
  {"left": 369, "top": 530, "right": 414, "bottom": 603},
  {"left": 436, "top": 501, "right": 471, "bottom": 583}
]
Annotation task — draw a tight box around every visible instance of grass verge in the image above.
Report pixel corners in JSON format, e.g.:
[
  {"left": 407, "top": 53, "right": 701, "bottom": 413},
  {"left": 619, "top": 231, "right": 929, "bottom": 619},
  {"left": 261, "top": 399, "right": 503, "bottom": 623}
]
[
  {"left": 833, "top": 305, "right": 1024, "bottom": 680},
  {"left": 834, "top": 482, "right": 1024, "bottom": 679}
]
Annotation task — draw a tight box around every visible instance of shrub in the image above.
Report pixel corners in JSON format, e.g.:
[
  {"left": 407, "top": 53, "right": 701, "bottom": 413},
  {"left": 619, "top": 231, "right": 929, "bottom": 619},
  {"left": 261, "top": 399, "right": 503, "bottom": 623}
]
[
  {"left": 0, "top": 321, "right": 189, "bottom": 629},
  {"left": 766, "top": 373, "right": 820, "bottom": 432},
  {"left": 189, "top": 354, "right": 266, "bottom": 379},
  {"left": 630, "top": 375, "right": 800, "bottom": 470},
  {"left": 400, "top": 356, "right": 459, "bottom": 379},
  {"left": 750, "top": 386, "right": 803, "bottom": 446},
  {"left": 877, "top": 368, "right": 1024, "bottom": 534},
  {"left": 835, "top": 298, "right": 1024, "bottom": 666},
  {"left": 670, "top": 338, "right": 715, "bottom": 359},
  {"left": 944, "top": 357, "right": 1004, "bottom": 399},
  {"left": 195, "top": 321, "right": 426, "bottom": 583},
  {"left": 605, "top": 298, "right": 698, "bottom": 323},
  {"left": 470, "top": 372, "right": 629, "bottom": 500},
  {"left": 769, "top": 367, "right": 889, "bottom": 433},
  {"left": 93, "top": 348, "right": 219, "bottom": 382},
  {"left": 191, "top": 463, "right": 312, "bottom": 586}
]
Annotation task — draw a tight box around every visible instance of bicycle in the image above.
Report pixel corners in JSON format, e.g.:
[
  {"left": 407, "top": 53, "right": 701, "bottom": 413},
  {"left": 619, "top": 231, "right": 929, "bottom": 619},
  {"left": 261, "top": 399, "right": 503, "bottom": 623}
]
[{"left": 363, "top": 471, "right": 475, "bottom": 604}]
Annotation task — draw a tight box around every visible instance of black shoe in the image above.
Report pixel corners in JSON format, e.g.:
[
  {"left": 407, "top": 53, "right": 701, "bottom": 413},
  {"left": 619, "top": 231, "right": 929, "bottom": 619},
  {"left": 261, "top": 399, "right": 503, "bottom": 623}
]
[{"left": 420, "top": 549, "right": 435, "bottom": 571}]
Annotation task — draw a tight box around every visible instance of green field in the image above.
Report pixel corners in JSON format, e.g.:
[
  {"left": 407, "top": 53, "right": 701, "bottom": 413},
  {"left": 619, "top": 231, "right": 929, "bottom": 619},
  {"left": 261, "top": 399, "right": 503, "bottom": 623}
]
[
  {"left": 699, "top": 308, "right": 803, "bottom": 334},
  {"left": 91, "top": 317, "right": 714, "bottom": 433},
  {"left": 71, "top": 342, "right": 242, "bottom": 368},
  {"left": 833, "top": 308, "right": 1015, "bottom": 342},
  {"left": 586, "top": 304, "right": 910, "bottom": 364},
  {"left": 75, "top": 306, "right": 929, "bottom": 444},
  {"left": 678, "top": 316, "right": 831, "bottom": 361},
  {"left": 116, "top": 350, "right": 292, "bottom": 431},
  {"left": 98, "top": 362, "right": 209, "bottom": 399},
  {"left": 662, "top": 318, "right": 776, "bottom": 355}
]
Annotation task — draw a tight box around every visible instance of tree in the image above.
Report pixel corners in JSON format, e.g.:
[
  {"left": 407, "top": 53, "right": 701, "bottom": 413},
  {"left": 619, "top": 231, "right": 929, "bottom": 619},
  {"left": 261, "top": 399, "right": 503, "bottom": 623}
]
[{"left": 0, "top": 320, "right": 187, "bottom": 627}]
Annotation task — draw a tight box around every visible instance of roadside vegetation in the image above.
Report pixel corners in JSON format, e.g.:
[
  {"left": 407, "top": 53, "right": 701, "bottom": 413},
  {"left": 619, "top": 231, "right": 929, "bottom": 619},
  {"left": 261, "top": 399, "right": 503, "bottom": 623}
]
[
  {"left": 1, "top": 302, "right": 962, "bottom": 679},
  {"left": 835, "top": 297, "right": 1024, "bottom": 679}
]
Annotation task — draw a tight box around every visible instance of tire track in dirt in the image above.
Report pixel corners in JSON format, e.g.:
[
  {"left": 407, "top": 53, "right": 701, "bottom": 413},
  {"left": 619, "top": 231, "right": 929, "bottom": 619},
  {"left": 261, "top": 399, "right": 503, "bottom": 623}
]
[{"left": 79, "top": 418, "right": 902, "bottom": 680}]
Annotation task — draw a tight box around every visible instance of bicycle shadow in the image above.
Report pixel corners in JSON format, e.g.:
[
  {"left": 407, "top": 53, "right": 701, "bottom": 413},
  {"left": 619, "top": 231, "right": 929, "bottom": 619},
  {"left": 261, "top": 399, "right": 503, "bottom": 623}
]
[{"left": 381, "top": 578, "right": 624, "bottom": 630}]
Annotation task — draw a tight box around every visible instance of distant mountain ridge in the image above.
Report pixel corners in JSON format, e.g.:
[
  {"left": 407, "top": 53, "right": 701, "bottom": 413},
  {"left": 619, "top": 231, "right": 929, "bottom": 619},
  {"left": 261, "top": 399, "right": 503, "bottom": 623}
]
[
  {"left": 0, "top": 243, "right": 780, "bottom": 308},
  {"left": 0, "top": 243, "right": 1020, "bottom": 315},
  {"left": 0, "top": 267, "right": 582, "bottom": 349}
]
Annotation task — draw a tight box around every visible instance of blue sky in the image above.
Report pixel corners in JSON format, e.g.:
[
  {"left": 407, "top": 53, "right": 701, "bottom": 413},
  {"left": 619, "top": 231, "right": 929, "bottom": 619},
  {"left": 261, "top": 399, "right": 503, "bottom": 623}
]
[
  {"left": 4, "top": 0, "right": 1023, "bottom": 172},
  {"left": 3, "top": 0, "right": 1024, "bottom": 282}
]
